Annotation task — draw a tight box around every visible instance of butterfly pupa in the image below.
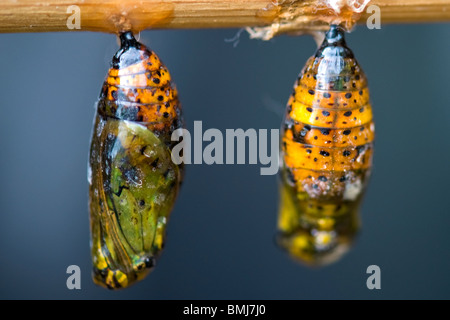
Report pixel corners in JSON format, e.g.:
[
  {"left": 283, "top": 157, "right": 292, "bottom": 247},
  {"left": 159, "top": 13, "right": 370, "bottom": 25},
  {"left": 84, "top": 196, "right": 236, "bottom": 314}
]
[
  {"left": 88, "top": 31, "right": 183, "bottom": 289},
  {"left": 278, "top": 25, "right": 374, "bottom": 266}
]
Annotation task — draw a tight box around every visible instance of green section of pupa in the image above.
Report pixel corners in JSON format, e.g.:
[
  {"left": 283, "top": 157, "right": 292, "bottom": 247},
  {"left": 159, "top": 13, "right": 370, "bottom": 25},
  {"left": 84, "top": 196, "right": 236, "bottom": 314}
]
[
  {"left": 276, "top": 167, "right": 360, "bottom": 267},
  {"left": 89, "top": 115, "right": 181, "bottom": 289}
]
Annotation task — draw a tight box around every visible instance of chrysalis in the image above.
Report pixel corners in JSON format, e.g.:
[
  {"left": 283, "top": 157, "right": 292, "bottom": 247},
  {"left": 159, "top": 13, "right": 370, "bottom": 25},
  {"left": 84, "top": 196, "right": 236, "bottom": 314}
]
[
  {"left": 88, "top": 32, "right": 183, "bottom": 289},
  {"left": 278, "top": 25, "right": 374, "bottom": 266}
]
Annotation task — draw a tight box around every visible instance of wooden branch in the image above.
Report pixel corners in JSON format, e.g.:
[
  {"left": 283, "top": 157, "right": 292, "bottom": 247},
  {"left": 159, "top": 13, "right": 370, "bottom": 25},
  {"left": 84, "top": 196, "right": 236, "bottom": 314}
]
[{"left": 0, "top": 0, "right": 449, "bottom": 36}]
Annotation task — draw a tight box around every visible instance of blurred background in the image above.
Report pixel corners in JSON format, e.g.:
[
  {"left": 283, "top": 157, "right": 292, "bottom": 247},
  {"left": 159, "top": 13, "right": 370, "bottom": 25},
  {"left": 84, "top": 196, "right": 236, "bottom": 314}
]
[{"left": 0, "top": 23, "right": 449, "bottom": 299}]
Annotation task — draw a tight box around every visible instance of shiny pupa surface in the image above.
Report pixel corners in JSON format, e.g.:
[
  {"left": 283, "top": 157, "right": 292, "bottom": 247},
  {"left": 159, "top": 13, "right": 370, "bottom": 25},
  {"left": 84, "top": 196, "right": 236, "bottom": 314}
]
[
  {"left": 88, "top": 32, "right": 183, "bottom": 289},
  {"left": 278, "top": 25, "right": 374, "bottom": 266}
]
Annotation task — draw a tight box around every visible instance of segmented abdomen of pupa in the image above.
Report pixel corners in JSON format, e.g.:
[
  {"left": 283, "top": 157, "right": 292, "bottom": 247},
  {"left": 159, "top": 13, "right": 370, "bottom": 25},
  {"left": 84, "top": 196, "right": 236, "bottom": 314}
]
[
  {"left": 98, "top": 32, "right": 183, "bottom": 145},
  {"left": 278, "top": 25, "right": 374, "bottom": 266},
  {"left": 88, "top": 31, "right": 183, "bottom": 289},
  {"left": 283, "top": 26, "right": 374, "bottom": 201}
]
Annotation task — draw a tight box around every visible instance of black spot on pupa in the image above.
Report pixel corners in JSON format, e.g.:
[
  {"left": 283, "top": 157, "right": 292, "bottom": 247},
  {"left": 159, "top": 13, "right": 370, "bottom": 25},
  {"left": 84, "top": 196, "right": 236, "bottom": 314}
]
[
  {"left": 314, "top": 158, "right": 318, "bottom": 162},
  {"left": 345, "top": 93, "right": 352, "bottom": 99},
  {"left": 306, "top": 107, "right": 313, "bottom": 112},
  {"left": 343, "top": 129, "right": 351, "bottom": 135},
  {"left": 163, "top": 112, "right": 169, "bottom": 118},
  {"left": 343, "top": 150, "right": 351, "bottom": 157},
  {"left": 157, "top": 95, "right": 164, "bottom": 101},
  {"left": 322, "top": 110, "right": 330, "bottom": 116},
  {"left": 320, "top": 150, "right": 330, "bottom": 157},
  {"left": 318, "top": 175, "right": 327, "bottom": 182},
  {"left": 355, "top": 75, "right": 360, "bottom": 80},
  {"left": 312, "top": 184, "right": 318, "bottom": 189},
  {"left": 306, "top": 149, "right": 312, "bottom": 154},
  {"left": 359, "top": 90, "right": 363, "bottom": 95},
  {"left": 152, "top": 78, "right": 160, "bottom": 84},
  {"left": 344, "top": 111, "right": 352, "bottom": 117},
  {"left": 163, "top": 169, "right": 170, "bottom": 179},
  {"left": 321, "top": 129, "right": 330, "bottom": 135},
  {"left": 323, "top": 92, "right": 331, "bottom": 98},
  {"left": 145, "top": 257, "right": 155, "bottom": 269},
  {"left": 151, "top": 158, "right": 159, "bottom": 167},
  {"left": 308, "top": 89, "right": 315, "bottom": 95},
  {"left": 169, "top": 180, "right": 176, "bottom": 190}
]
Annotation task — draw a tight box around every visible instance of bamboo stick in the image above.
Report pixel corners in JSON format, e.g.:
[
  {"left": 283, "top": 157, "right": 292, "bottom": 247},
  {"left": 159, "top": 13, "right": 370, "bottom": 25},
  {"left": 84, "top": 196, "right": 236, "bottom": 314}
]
[{"left": 0, "top": 0, "right": 449, "bottom": 36}]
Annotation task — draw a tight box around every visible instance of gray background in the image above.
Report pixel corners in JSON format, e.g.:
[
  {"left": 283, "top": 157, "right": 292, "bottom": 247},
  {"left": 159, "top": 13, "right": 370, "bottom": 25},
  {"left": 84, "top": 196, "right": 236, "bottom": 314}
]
[{"left": 0, "top": 23, "right": 449, "bottom": 299}]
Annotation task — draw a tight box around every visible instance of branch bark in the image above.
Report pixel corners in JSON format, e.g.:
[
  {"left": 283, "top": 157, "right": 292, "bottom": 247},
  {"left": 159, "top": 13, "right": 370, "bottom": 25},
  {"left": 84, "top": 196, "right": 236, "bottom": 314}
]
[{"left": 0, "top": 0, "right": 449, "bottom": 35}]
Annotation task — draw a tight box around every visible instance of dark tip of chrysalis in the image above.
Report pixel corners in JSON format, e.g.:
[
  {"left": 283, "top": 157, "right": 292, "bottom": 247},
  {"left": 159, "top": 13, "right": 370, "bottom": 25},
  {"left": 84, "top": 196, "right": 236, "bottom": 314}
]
[
  {"left": 112, "top": 31, "right": 143, "bottom": 69},
  {"left": 325, "top": 25, "right": 346, "bottom": 46},
  {"left": 119, "top": 31, "right": 139, "bottom": 49},
  {"left": 315, "top": 24, "right": 353, "bottom": 59}
]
